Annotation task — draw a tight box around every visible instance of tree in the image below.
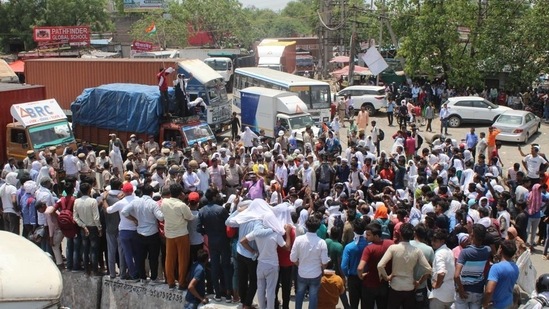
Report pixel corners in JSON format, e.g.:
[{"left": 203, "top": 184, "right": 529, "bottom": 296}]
[
  {"left": 128, "top": 6, "right": 188, "bottom": 48},
  {"left": 0, "top": 0, "right": 112, "bottom": 51}
]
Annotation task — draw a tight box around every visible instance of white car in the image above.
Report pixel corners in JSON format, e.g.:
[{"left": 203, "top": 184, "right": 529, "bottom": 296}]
[
  {"left": 445, "top": 96, "right": 512, "bottom": 127},
  {"left": 493, "top": 110, "right": 541, "bottom": 143},
  {"left": 335, "top": 85, "right": 387, "bottom": 116}
]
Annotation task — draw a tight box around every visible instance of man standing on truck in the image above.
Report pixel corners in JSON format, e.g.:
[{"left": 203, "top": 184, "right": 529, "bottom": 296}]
[
  {"left": 158, "top": 67, "right": 175, "bottom": 118},
  {"left": 174, "top": 73, "right": 193, "bottom": 117}
]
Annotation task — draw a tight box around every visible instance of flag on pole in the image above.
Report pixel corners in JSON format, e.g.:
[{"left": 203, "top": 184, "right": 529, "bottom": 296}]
[{"left": 145, "top": 22, "right": 157, "bottom": 35}]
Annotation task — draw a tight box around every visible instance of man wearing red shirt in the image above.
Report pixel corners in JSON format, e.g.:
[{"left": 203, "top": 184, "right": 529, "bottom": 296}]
[
  {"left": 157, "top": 67, "right": 174, "bottom": 117},
  {"left": 379, "top": 161, "right": 395, "bottom": 182},
  {"left": 357, "top": 222, "right": 394, "bottom": 309}
]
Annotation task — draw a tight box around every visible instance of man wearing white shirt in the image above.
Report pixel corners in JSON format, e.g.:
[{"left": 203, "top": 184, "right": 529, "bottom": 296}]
[
  {"left": 2, "top": 158, "right": 16, "bottom": 177},
  {"left": 429, "top": 230, "right": 456, "bottom": 309},
  {"left": 290, "top": 216, "right": 330, "bottom": 309},
  {"left": 121, "top": 184, "right": 164, "bottom": 282},
  {"left": 182, "top": 167, "right": 200, "bottom": 192},
  {"left": 196, "top": 162, "right": 210, "bottom": 193},
  {"left": 105, "top": 183, "right": 139, "bottom": 280},
  {"left": 439, "top": 103, "right": 450, "bottom": 135},
  {"left": 275, "top": 159, "right": 289, "bottom": 189},
  {"left": 63, "top": 148, "right": 79, "bottom": 178}
]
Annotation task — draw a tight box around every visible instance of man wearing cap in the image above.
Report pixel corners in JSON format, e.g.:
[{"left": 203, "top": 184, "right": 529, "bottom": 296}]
[
  {"left": 151, "top": 164, "right": 166, "bottom": 190},
  {"left": 108, "top": 134, "right": 125, "bottom": 154},
  {"left": 76, "top": 153, "right": 91, "bottom": 180},
  {"left": 196, "top": 162, "right": 210, "bottom": 193},
  {"left": 145, "top": 135, "right": 159, "bottom": 155},
  {"left": 298, "top": 160, "right": 316, "bottom": 192},
  {"left": 225, "top": 156, "right": 243, "bottom": 196},
  {"left": 162, "top": 184, "right": 195, "bottom": 290},
  {"left": 123, "top": 152, "right": 135, "bottom": 172},
  {"left": 127, "top": 134, "right": 138, "bottom": 154},
  {"left": 157, "top": 67, "right": 175, "bottom": 117},
  {"left": 121, "top": 184, "right": 164, "bottom": 283},
  {"left": 23, "top": 150, "right": 36, "bottom": 172}
]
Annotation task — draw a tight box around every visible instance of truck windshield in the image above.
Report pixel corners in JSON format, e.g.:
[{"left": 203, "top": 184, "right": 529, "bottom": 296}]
[
  {"left": 204, "top": 60, "right": 228, "bottom": 71},
  {"left": 288, "top": 115, "right": 315, "bottom": 130},
  {"left": 182, "top": 123, "right": 215, "bottom": 146},
  {"left": 207, "top": 86, "right": 228, "bottom": 106},
  {"left": 28, "top": 121, "right": 74, "bottom": 149}
]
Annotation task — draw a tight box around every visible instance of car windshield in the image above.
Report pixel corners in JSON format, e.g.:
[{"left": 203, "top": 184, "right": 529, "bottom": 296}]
[
  {"left": 288, "top": 115, "right": 315, "bottom": 130},
  {"left": 182, "top": 123, "right": 215, "bottom": 146},
  {"left": 496, "top": 115, "right": 523, "bottom": 125},
  {"left": 28, "top": 120, "right": 74, "bottom": 149},
  {"left": 204, "top": 60, "right": 228, "bottom": 71}
]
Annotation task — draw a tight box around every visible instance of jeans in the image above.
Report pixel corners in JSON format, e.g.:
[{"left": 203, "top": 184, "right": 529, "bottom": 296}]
[
  {"left": 256, "top": 262, "right": 278, "bottom": 309},
  {"left": 67, "top": 236, "right": 82, "bottom": 270},
  {"left": 237, "top": 253, "right": 258, "bottom": 306},
  {"left": 81, "top": 227, "right": 100, "bottom": 272},
  {"left": 317, "top": 182, "right": 331, "bottom": 198},
  {"left": 426, "top": 118, "right": 433, "bottom": 131},
  {"left": 440, "top": 119, "right": 448, "bottom": 134},
  {"left": 106, "top": 231, "right": 127, "bottom": 278},
  {"left": 2, "top": 212, "right": 20, "bottom": 235},
  {"left": 454, "top": 291, "right": 483, "bottom": 309},
  {"left": 362, "top": 283, "right": 389, "bottom": 309},
  {"left": 544, "top": 224, "right": 549, "bottom": 255},
  {"left": 528, "top": 217, "right": 541, "bottom": 246},
  {"left": 387, "top": 111, "right": 394, "bottom": 126},
  {"left": 137, "top": 233, "right": 161, "bottom": 280},
  {"left": 347, "top": 275, "right": 364, "bottom": 309},
  {"left": 276, "top": 266, "right": 293, "bottom": 309},
  {"left": 210, "top": 242, "right": 233, "bottom": 297},
  {"left": 119, "top": 229, "right": 139, "bottom": 279},
  {"left": 295, "top": 274, "right": 321, "bottom": 309}
]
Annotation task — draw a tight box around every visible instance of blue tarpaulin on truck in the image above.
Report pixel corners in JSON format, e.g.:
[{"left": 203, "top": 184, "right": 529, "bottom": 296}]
[{"left": 71, "top": 83, "right": 173, "bottom": 136}]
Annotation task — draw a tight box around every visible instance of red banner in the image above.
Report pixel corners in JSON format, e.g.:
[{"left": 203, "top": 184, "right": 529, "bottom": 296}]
[
  {"left": 33, "top": 26, "right": 90, "bottom": 44},
  {"left": 132, "top": 40, "right": 155, "bottom": 51}
]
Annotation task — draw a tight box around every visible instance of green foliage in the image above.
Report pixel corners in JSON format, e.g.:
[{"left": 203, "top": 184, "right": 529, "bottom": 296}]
[
  {"left": 128, "top": 6, "right": 188, "bottom": 48},
  {"left": 0, "top": 0, "right": 112, "bottom": 51}
]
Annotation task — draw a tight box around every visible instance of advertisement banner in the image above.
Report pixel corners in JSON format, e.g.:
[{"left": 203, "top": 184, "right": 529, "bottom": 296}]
[
  {"left": 132, "top": 40, "right": 155, "bottom": 51},
  {"left": 124, "top": 0, "right": 165, "bottom": 12},
  {"left": 33, "top": 26, "right": 90, "bottom": 45}
]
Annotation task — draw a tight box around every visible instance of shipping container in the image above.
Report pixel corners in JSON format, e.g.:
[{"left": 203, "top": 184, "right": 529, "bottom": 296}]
[
  {"left": 0, "top": 84, "right": 46, "bottom": 163},
  {"left": 25, "top": 58, "right": 182, "bottom": 110}
]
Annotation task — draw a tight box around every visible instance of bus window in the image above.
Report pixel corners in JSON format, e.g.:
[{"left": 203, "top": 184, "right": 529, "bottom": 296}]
[
  {"left": 311, "top": 85, "right": 331, "bottom": 109},
  {"left": 297, "top": 90, "right": 311, "bottom": 105}
]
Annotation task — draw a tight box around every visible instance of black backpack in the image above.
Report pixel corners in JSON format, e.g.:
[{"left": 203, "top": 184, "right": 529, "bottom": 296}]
[{"left": 378, "top": 129, "right": 385, "bottom": 141}]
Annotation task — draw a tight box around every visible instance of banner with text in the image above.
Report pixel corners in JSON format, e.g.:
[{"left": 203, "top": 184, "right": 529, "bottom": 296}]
[
  {"left": 124, "top": 0, "right": 165, "bottom": 12},
  {"left": 33, "top": 26, "right": 90, "bottom": 45},
  {"left": 131, "top": 40, "right": 156, "bottom": 51}
]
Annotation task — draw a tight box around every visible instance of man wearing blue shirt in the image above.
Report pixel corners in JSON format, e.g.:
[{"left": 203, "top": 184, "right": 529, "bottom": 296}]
[
  {"left": 483, "top": 240, "right": 519, "bottom": 309},
  {"left": 341, "top": 218, "right": 368, "bottom": 309},
  {"left": 465, "top": 128, "right": 479, "bottom": 159}
]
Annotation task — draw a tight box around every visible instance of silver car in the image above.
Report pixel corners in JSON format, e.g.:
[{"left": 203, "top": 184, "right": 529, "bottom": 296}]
[{"left": 493, "top": 110, "right": 541, "bottom": 143}]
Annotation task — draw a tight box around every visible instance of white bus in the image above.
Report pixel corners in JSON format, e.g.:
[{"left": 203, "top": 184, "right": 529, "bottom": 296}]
[{"left": 233, "top": 67, "right": 331, "bottom": 123}]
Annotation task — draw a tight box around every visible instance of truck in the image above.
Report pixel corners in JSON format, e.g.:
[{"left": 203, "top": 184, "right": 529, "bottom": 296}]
[
  {"left": 24, "top": 58, "right": 232, "bottom": 132},
  {"left": 256, "top": 40, "right": 296, "bottom": 73},
  {"left": 295, "top": 53, "right": 315, "bottom": 76},
  {"left": 204, "top": 51, "right": 256, "bottom": 92},
  {"left": 179, "top": 48, "right": 241, "bottom": 61},
  {"left": 0, "top": 231, "right": 63, "bottom": 308},
  {"left": 177, "top": 59, "right": 232, "bottom": 132},
  {"left": 9, "top": 99, "right": 76, "bottom": 160},
  {"left": 240, "top": 87, "right": 320, "bottom": 144},
  {"left": 71, "top": 83, "right": 216, "bottom": 149}
]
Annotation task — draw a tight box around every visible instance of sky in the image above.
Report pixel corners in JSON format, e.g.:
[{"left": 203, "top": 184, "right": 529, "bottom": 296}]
[{"left": 239, "top": 0, "right": 291, "bottom": 11}]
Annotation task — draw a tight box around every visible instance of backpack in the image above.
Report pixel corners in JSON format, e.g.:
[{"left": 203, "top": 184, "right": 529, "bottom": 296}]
[
  {"left": 378, "top": 129, "right": 385, "bottom": 141},
  {"left": 57, "top": 196, "right": 78, "bottom": 238},
  {"left": 376, "top": 218, "right": 391, "bottom": 239}
]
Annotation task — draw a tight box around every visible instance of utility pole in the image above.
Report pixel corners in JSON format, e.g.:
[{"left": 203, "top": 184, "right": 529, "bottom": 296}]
[
  {"left": 348, "top": 20, "right": 356, "bottom": 86},
  {"left": 376, "top": 0, "right": 385, "bottom": 86}
]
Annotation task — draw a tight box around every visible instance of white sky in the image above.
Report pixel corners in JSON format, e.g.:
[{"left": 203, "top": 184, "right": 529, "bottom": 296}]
[{"left": 239, "top": 0, "right": 291, "bottom": 11}]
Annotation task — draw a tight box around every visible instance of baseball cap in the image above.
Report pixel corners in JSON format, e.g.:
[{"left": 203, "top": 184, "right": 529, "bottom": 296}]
[
  {"left": 122, "top": 183, "right": 134, "bottom": 194},
  {"left": 188, "top": 192, "right": 200, "bottom": 203}
]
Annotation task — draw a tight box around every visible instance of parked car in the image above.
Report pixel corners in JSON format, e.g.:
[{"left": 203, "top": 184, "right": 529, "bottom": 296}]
[
  {"left": 334, "top": 85, "right": 387, "bottom": 116},
  {"left": 445, "top": 96, "right": 512, "bottom": 127},
  {"left": 492, "top": 110, "right": 541, "bottom": 143}
]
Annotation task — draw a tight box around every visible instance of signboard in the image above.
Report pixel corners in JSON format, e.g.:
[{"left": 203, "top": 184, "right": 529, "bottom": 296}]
[
  {"left": 124, "top": 0, "right": 165, "bottom": 11},
  {"left": 33, "top": 26, "right": 90, "bottom": 45},
  {"left": 361, "top": 46, "right": 388, "bottom": 76},
  {"left": 10, "top": 99, "right": 66, "bottom": 128},
  {"left": 132, "top": 40, "right": 155, "bottom": 51}
]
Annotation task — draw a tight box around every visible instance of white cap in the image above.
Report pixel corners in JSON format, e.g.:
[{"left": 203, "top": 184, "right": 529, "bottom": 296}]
[
  {"left": 200, "top": 162, "right": 208, "bottom": 168},
  {"left": 278, "top": 130, "right": 284, "bottom": 136}
]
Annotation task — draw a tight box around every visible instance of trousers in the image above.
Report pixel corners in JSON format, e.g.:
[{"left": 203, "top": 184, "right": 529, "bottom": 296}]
[
  {"left": 165, "top": 234, "right": 190, "bottom": 287},
  {"left": 256, "top": 262, "right": 279, "bottom": 309}
]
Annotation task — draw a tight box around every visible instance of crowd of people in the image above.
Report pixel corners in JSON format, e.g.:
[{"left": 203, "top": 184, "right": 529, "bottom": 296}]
[{"left": 2, "top": 98, "right": 549, "bottom": 309}]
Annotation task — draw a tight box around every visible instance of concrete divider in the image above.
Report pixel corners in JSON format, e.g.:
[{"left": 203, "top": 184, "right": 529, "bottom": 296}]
[
  {"left": 60, "top": 272, "right": 102, "bottom": 309},
  {"left": 101, "top": 278, "right": 185, "bottom": 309}
]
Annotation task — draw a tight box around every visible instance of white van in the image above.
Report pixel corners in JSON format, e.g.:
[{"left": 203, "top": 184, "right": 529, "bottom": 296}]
[{"left": 0, "top": 231, "right": 63, "bottom": 308}]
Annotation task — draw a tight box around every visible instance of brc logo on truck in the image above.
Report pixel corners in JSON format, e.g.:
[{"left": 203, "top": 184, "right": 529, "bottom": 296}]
[{"left": 10, "top": 99, "right": 67, "bottom": 128}]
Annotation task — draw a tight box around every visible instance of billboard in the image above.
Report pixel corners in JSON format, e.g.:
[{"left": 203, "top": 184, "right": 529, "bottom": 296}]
[
  {"left": 33, "top": 26, "right": 90, "bottom": 46},
  {"left": 124, "top": 0, "right": 165, "bottom": 11},
  {"left": 132, "top": 40, "right": 155, "bottom": 51}
]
